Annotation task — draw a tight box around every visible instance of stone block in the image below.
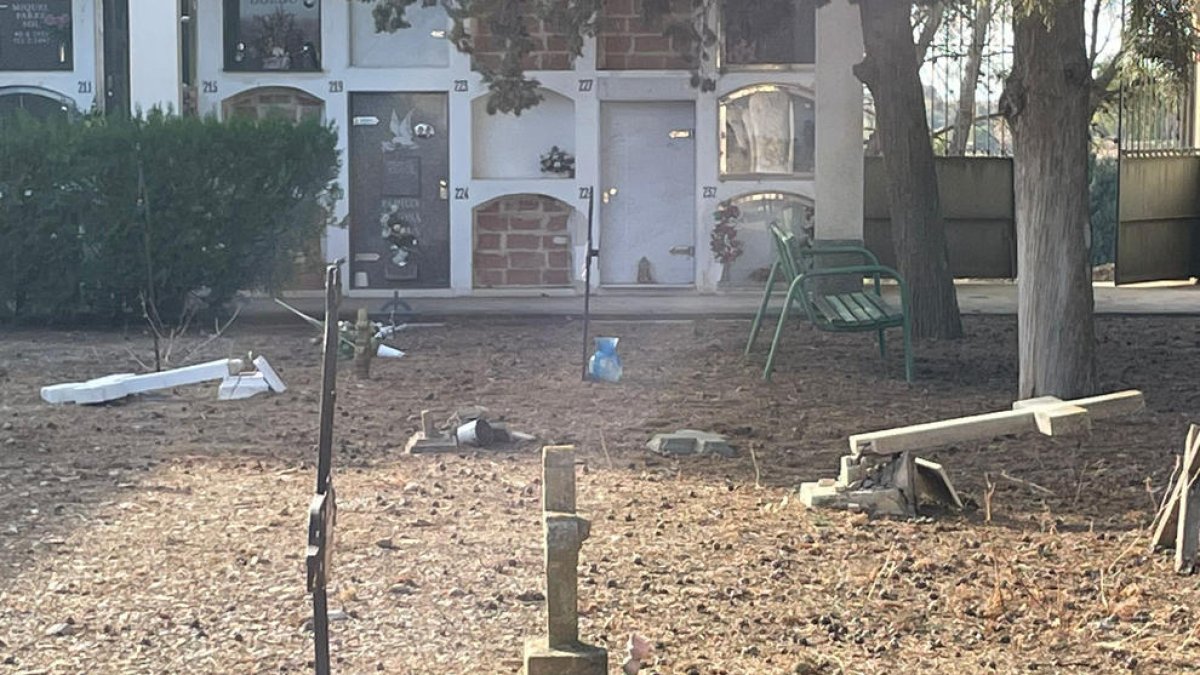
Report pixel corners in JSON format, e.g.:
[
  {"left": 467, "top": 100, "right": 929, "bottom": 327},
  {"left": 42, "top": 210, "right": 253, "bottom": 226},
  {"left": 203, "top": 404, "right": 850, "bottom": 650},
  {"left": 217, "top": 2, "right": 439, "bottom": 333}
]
[
  {"left": 914, "top": 458, "right": 964, "bottom": 509},
  {"left": 646, "top": 430, "right": 737, "bottom": 458},
  {"left": 404, "top": 432, "right": 460, "bottom": 454},
  {"left": 838, "top": 455, "right": 866, "bottom": 486},
  {"left": 542, "top": 446, "right": 576, "bottom": 512},
  {"left": 523, "top": 638, "right": 607, "bottom": 675},
  {"left": 799, "top": 482, "right": 909, "bottom": 517}
]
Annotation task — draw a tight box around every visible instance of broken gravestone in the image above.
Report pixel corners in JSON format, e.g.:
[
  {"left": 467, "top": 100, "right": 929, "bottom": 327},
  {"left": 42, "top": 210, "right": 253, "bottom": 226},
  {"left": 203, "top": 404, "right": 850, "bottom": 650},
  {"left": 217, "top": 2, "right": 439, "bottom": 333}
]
[
  {"left": 523, "top": 446, "right": 608, "bottom": 675},
  {"left": 646, "top": 430, "right": 737, "bottom": 458},
  {"left": 800, "top": 390, "right": 1144, "bottom": 517}
]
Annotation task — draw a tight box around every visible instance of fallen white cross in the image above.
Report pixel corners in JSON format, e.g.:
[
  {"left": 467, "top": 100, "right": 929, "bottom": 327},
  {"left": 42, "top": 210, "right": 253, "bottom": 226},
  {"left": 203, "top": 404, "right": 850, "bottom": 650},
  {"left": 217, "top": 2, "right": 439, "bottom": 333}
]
[
  {"left": 802, "top": 390, "right": 1145, "bottom": 517},
  {"left": 848, "top": 390, "right": 1145, "bottom": 457},
  {"left": 218, "top": 373, "right": 270, "bottom": 400},
  {"left": 43, "top": 356, "right": 290, "bottom": 405},
  {"left": 217, "top": 356, "right": 288, "bottom": 401},
  {"left": 42, "top": 359, "right": 244, "bottom": 405}
]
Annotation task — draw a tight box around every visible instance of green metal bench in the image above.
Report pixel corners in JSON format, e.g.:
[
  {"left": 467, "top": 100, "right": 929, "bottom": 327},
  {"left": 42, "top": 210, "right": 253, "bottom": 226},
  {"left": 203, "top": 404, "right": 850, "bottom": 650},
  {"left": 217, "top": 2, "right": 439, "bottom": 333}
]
[{"left": 745, "top": 225, "right": 913, "bottom": 383}]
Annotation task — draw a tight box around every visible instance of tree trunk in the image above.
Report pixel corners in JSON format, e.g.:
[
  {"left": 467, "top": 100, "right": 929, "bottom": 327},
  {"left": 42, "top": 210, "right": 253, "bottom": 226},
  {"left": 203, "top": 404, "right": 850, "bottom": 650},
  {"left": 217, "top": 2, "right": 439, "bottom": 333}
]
[
  {"left": 948, "top": 0, "right": 991, "bottom": 156},
  {"left": 1002, "top": 0, "right": 1097, "bottom": 398},
  {"left": 856, "top": 0, "right": 963, "bottom": 339}
]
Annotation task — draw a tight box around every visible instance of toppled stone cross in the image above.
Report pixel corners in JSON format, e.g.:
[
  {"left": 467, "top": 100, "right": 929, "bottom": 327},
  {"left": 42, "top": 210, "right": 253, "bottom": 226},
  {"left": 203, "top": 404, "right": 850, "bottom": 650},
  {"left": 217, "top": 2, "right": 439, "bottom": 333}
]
[
  {"left": 802, "top": 390, "right": 1145, "bottom": 517},
  {"left": 523, "top": 446, "right": 608, "bottom": 675}
]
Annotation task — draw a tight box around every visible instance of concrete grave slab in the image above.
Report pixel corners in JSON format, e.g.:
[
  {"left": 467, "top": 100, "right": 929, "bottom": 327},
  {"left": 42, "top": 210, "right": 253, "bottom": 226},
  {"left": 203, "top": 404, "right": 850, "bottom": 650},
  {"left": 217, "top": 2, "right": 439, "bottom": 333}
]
[{"left": 646, "top": 430, "right": 737, "bottom": 457}]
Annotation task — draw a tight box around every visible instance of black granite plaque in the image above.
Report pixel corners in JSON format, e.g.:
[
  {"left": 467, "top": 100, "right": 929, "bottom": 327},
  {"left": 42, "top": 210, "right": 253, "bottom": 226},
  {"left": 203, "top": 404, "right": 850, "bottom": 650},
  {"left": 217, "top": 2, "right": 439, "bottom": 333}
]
[{"left": 0, "top": 1, "right": 73, "bottom": 71}]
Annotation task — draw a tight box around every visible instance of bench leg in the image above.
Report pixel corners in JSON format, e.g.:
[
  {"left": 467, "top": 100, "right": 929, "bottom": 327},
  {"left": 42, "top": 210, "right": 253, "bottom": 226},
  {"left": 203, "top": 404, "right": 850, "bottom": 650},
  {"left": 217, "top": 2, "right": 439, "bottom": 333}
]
[
  {"left": 744, "top": 262, "right": 779, "bottom": 358},
  {"left": 877, "top": 329, "right": 887, "bottom": 359},
  {"left": 763, "top": 281, "right": 800, "bottom": 381}
]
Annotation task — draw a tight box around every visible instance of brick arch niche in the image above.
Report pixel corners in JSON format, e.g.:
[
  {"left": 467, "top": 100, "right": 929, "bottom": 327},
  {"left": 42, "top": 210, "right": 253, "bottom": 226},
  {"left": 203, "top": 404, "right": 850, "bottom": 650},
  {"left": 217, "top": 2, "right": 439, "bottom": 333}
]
[{"left": 474, "top": 195, "right": 575, "bottom": 288}]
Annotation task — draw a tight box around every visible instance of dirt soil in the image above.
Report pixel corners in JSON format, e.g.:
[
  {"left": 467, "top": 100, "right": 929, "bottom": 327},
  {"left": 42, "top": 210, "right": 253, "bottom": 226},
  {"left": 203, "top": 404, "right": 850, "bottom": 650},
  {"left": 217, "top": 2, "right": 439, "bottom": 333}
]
[{"left": 1, "top": 315, "right": 1200, "bottom": 674}]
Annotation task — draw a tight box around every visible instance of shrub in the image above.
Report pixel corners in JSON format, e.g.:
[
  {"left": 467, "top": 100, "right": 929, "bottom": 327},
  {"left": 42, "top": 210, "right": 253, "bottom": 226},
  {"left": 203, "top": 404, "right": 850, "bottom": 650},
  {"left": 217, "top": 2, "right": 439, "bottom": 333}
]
[{"left": 0, "top": 110, "right": 340, "bottom": 323}]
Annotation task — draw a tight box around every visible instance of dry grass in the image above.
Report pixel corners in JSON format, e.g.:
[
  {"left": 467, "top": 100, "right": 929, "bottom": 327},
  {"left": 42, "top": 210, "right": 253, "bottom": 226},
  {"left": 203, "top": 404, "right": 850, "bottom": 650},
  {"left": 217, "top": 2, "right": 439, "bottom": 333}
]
[{"left": 1, "top": 316, "right": 1199, "bottom": 673}]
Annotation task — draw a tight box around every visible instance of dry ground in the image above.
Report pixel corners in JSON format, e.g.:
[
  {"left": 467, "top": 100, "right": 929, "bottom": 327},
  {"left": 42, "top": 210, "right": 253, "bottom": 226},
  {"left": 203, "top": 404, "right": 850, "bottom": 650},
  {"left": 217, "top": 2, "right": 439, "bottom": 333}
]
[{"left": 1, "top": 315, "right": 1199, "bottom": 674}]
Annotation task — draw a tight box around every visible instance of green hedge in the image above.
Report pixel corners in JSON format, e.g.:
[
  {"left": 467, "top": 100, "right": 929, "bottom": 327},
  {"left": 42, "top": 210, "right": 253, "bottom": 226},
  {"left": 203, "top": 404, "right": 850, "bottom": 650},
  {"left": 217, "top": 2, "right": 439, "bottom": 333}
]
[{"left": 0, "top": 110, "right": 340, "bottom": 322}]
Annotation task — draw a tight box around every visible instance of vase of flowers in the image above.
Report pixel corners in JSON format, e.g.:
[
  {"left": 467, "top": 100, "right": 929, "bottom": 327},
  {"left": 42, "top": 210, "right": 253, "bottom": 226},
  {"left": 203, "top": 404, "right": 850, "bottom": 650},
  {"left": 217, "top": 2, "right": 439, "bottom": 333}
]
[
  {"left": 710, "top": 202, "right": 744, "bottom": 285},
  {"left": 539, "top": 145, "right": 576, "bottom": 178}
]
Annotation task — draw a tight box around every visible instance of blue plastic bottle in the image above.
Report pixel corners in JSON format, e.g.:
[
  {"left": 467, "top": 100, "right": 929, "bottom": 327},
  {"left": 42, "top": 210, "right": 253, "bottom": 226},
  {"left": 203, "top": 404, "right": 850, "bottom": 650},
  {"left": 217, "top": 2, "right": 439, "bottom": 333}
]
[{"left": 588, "top": 337, "right": 623, "bottom": 383}]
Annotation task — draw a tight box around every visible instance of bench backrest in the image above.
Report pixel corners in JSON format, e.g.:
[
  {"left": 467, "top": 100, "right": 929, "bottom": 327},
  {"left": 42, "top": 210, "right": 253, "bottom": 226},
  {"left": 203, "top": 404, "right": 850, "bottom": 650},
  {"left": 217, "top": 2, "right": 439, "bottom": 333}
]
[{"left": 768, "top": 224, "right": 806, "bottom": 282}]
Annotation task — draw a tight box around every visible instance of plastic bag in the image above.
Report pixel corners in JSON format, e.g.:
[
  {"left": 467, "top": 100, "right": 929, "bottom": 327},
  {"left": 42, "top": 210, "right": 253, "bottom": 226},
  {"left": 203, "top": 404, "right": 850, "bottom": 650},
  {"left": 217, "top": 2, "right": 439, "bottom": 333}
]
[{"left": 588, "top": 337, "right": 623, "bottom": 383}]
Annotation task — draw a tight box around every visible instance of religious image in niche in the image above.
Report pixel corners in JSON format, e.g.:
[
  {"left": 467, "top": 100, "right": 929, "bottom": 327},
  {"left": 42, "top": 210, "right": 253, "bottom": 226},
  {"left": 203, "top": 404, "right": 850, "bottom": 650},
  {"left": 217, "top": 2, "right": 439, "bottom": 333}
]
[{"left": 236, "top": 0, "right": 320, "bottom": 71}]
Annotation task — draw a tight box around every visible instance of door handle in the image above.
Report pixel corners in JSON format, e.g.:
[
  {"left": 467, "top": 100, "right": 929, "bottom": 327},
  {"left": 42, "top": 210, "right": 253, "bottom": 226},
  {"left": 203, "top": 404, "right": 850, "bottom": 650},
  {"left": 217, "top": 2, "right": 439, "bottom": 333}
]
[
  {"left": 602, "top": 187, "right": 617, "bottom": 204},
  {"left": 439, "top": 179, "right": 448, "bottom": 200},
  {"left": 669, "top": 246, "right": 695, "bottom": 257}
]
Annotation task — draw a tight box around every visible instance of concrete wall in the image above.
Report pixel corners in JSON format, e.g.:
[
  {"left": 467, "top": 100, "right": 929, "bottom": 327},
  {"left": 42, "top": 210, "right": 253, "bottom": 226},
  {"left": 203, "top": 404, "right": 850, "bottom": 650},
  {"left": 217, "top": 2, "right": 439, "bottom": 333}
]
[
  {"left": 128, "top": 0, "right": 180, "bottom": 113},
  {"left": 863, "top": 156, "right": 1015, "bottom": 279},
  {"left": 1117, "top": 155, "right": 1200, "bottom": 284}
]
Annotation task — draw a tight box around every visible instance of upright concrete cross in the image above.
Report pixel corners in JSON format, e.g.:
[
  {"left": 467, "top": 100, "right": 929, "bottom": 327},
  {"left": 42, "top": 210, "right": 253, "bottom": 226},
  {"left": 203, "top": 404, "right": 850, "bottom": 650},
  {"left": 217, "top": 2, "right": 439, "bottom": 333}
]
[{"left": 523, "top": 446, "right": 608, "bottom": 675}]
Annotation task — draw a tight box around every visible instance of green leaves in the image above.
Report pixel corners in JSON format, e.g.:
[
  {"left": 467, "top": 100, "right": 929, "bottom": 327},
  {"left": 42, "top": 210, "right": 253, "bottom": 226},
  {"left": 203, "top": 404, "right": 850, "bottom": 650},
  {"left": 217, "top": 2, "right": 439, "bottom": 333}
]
[
  {"left": 1126, "top": 0, "right": 1200, "bottom": 83},
  {"left": 0, "top": 111, "right": 340, "bottom": 323}
]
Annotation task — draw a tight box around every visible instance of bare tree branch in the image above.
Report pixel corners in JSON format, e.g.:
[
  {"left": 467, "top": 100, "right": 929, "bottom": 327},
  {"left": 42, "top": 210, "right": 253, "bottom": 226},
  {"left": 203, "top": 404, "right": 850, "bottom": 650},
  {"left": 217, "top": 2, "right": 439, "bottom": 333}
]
[
  {"left": 915, "top": 1, "right": 946, "bottom": 64},
  {"left": 949, "top": 0, "right": 992, "bottom": 156},
  {"left": 1090, "top": 52, "right": 1124, "bottom": 117}
]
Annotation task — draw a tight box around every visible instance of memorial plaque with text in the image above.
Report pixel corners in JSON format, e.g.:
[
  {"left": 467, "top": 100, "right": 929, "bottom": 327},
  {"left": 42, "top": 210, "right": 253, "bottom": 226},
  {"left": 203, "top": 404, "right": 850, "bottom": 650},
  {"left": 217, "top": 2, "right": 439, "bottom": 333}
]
[{"left": 0, "top": 1, "right": 73, "bottom": 71}]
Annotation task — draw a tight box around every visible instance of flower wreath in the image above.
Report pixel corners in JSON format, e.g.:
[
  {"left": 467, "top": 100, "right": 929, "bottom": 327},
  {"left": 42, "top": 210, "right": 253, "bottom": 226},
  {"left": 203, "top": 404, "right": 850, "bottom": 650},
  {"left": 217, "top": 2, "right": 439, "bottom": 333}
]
[{"left": 710, "top": 202, "right": 745, "bottom": 266}]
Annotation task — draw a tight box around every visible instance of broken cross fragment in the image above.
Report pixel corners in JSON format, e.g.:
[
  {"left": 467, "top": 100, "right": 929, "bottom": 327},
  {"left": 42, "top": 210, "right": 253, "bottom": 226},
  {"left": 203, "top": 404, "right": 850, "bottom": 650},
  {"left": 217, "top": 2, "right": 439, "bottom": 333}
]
[
  {"left": 1150, "top": 425, "right": 1200, "bottom": 574},
  {"left": 802, "top": 390, "right": 1145, "bottom": 517},
  {"left": 848, "top": 390, "right": 1145, "bottom": 457},
  {"left": 404, "top": 407, "right": 532, "bottom": 454},
  {"left": 41, "top": 355, "right": 290, "bottom": 405}
]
